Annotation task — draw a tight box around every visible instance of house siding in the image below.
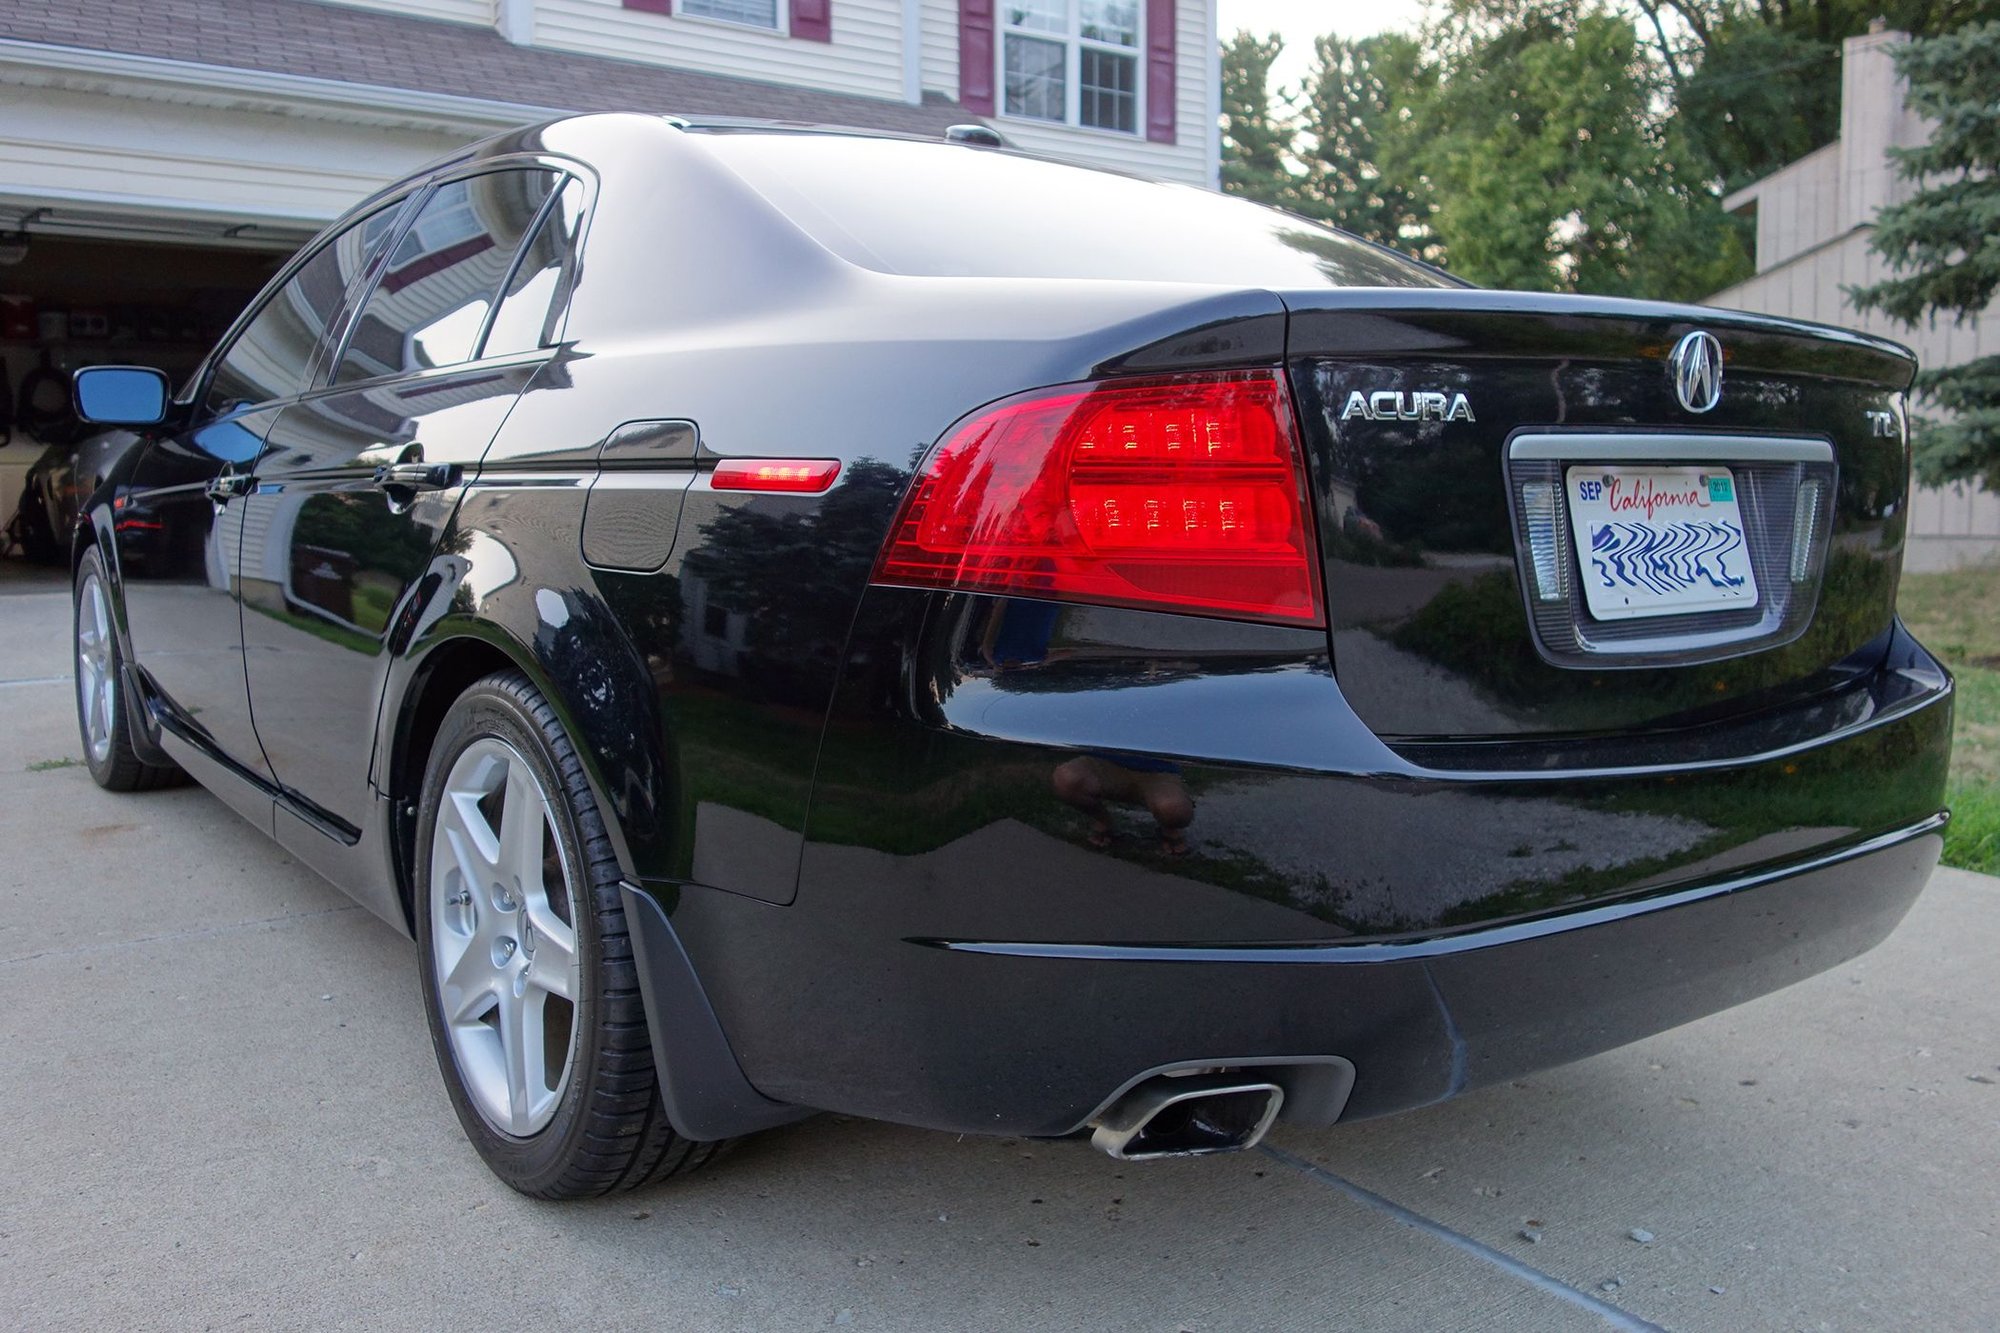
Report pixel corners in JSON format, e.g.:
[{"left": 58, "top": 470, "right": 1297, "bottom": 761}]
[
  {"left": 533, "top": 0, "right": 909, "bottom": 101},
  {"left": 0, "top": 84, "right": 462, "bottom": 226},
  {"left": 916, "top": 0, "right": 1211, "bottom": 186},
  {"left": 919, "top": 0, "right": 957, "bottom": 103},
  {"left": 185, "top": 0, "right": 1216, "bottom": 183}
]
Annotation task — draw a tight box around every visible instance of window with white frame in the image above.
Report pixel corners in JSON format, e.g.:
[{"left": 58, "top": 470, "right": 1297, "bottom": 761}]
[
  {"left": 681, "top": 0, "right": 780, "bottom": 28},
  {"left": 1001, "top": 1, "right": 1142, "bottom": 134}
]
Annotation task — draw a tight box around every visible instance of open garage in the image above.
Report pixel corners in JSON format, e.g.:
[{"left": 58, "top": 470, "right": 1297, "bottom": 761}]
[
  {"left": 0, "top": 222, "right": 295, "bottom": 558},
  {"left": 0, "top": 48, "right": 534, "bottom": 557}
]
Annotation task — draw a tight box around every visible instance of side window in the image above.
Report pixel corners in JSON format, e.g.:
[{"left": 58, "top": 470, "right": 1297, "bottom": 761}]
[
  {"left": 334, "top": 169, "right": 560, "bottom": 384},
  {"left": 482, "top": 177, "right": 586, "bottom": 358},
  {"left": 205, "top": 199, "right": 404, "bottom": 416}
]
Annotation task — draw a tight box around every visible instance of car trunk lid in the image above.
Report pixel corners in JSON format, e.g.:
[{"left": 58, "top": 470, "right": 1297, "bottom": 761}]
[{"left": 1279, "top": 290, "right": 1917, "bottom": 742}]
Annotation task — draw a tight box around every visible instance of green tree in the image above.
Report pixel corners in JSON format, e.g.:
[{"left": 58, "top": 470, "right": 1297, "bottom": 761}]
[
  {"left": 1219, "top": 31, "right": 1296, "bottom": 208},
  {"left": 1453, "top": 0, "right": 1995, "bottom": 194},
  {"left": 1413, "top": 6, "right": 1749, "bottom": 297},
  {"left": 1675, "top": 18, "right": 1844, "bottom": 192},
  {"left": 1850, "top": 22, "right": 2000, "bottom": 488},
  {"left": 1293, "top": 33, "right": 1439, "bottom": 258}
]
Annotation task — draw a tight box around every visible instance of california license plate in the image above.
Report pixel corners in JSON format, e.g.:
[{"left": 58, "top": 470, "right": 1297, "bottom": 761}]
[{"left": 1566, "top": 465, "right": 1759, "bottom": 620}]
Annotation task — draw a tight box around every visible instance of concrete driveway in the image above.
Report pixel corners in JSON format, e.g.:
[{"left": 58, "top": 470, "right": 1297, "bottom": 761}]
[{"left": 2, "top": 577, "right": 1996, "bottom": 1331}]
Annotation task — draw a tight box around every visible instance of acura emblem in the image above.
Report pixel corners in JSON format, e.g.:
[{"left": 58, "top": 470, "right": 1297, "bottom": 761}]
[{"left": 1671, "top": 330, "right": 1723, "bottom": 414}]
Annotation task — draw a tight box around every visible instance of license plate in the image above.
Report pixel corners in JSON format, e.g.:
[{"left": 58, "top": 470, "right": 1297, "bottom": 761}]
[{"left": 1566, "top": 465, "right": 1759, "bottom": 620}]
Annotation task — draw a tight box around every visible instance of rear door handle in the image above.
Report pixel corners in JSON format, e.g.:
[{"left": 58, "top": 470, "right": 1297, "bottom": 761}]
[
  {"left": 205, "top": 470, "right": 254, "bottom": 504},
  {"left": 372, "top": 462, "right": 460, "bottom": 492}
]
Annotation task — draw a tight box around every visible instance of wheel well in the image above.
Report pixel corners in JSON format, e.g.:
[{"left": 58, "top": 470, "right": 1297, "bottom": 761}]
[{"left": 388, "top": 637, "right": 519, "bottom": 931}]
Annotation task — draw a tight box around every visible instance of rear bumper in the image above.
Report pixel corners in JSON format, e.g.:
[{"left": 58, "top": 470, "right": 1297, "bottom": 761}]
[
  {"left": 656, "top": 609, "right": 1953, "bottom": 1139},
  {"left": 662, "top": 819, "right": 1939, "bottom": 1139},
  {"left": 937, "top": 816, "right": 1942, "bottom": 1127}
]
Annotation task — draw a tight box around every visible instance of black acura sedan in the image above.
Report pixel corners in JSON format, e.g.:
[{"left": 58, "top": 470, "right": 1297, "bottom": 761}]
[{"left": 66, "top": 114, "right": 1951, "bottom": 1198}]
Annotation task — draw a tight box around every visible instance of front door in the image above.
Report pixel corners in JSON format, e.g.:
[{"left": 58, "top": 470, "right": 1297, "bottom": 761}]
[
  {"left": 239, "top": 168, "right": 577, "bottom": 833},
  {"left": 116, "top": 407, "right": 279, "bottom": 779}
]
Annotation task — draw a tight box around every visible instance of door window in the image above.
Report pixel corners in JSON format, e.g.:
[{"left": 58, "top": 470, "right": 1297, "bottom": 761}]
[
  {"left": 204, "top": 199, "right": 406, "bottom": 416},
  {"left": 334, "top": 170, "right": 561, "bottom": 384},
  {"left": 482, "top": 177, "right": 586, "bottom": 358}
]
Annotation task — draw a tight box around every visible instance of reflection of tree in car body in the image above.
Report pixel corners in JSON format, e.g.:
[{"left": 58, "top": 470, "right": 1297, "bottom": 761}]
[{"left": 679, "top": 457, "right": 907, "bottom": 704}]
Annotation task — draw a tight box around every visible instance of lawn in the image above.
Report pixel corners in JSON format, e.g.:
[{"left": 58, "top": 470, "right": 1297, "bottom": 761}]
[{"left": 1897, "top": 561, "right": 2000, "bottom": 874}]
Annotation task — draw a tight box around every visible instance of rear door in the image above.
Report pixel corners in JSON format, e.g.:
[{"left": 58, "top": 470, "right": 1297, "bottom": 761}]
[
  {"left": 238, "top": 166, "right": 582, "bottom": 834},
  {"left": 117, "top": 199, "right": 406, "bottom": 781}
]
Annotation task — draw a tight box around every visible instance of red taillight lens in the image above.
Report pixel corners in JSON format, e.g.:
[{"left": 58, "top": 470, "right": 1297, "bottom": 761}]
[{"left": 873, "top": 371, "right": 1323, "bottom": 625}]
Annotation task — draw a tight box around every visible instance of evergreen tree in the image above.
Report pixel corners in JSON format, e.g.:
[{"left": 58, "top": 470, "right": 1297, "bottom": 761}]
[
  {"left": 1851, "top": 21, "right": 2000, "bottom": 487},
  {"left": 1294, "top": 33, "right": 1440, "bottom": 259},
  {"left": 1219, "top": 32, "right": 1296, "bottom": 209}
]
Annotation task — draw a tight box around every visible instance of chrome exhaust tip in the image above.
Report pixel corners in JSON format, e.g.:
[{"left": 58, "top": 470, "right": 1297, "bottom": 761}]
[{"left": 1089, "top": 1075, "right": 1285, "bottom": 1161}]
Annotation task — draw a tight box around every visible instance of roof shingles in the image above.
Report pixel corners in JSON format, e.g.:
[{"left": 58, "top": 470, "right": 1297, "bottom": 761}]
[{"left": 1, "top": 0, "right": 973, "bottom": 135}]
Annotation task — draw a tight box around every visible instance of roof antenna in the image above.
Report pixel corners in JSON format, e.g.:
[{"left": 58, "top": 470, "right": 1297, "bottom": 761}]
[{"left": 944, "top": 124, "right": 1004, "bottom": 147}]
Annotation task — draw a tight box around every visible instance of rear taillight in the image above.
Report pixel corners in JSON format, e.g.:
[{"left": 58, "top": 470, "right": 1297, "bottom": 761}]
[{"left": 873, "top": 371, "right": 1323, "bottom": 626}]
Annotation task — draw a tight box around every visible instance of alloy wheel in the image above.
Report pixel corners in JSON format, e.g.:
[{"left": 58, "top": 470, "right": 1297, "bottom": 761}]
[
  {"left": 427, "top": 736, "right": 582, "bottom": 1138},
  {"left": 75, "top": 571, "right": 116, "bottom": 766}
]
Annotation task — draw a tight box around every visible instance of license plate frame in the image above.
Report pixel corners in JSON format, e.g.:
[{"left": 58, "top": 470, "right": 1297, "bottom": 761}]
[{"left": 1565, "top": 464, "right": 1760, "bottom": 621}]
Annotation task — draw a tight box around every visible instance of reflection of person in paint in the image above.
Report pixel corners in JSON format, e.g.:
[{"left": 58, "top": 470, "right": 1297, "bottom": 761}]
[
  {"left": 972, "top": 599, "right": 1195, "bottom": 853},
  {"left": 1053, "top": 753, "right": 1193, "bottom": 857}
]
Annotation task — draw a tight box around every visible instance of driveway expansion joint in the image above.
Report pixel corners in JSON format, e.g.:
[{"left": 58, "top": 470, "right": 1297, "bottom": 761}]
[{"left": 1260, "top": 1143, "right": 1669, "bottom": 1333}]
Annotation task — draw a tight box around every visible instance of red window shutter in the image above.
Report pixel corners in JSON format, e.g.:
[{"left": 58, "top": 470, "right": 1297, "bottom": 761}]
[
  {"left": 792, "top": 0, "right": 832, "bottom": 42},
  {"left": 959, "top": 0, "right": 995, "bottom": 116},
  {"left": 623, "top": 0, "right": 672, "bottom": 14},
  {"left": 1145, "top": 0, "right": 1176, "bottom": 143}
]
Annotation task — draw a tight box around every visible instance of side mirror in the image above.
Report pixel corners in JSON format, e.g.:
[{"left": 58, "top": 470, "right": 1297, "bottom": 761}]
[{"left": 73, "top": 365, "right": 171, "bottom": 427}]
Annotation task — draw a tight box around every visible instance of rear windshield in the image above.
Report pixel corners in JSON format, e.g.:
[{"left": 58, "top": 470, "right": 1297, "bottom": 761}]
[{"left": 694, "top": 131, "right": 1454, "bottom": 290}]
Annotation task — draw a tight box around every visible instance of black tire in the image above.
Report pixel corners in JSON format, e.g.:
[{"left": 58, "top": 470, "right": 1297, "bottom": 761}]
[
  {"left": 72, "top": 546, "right": 186, "bottom": 792},
  {"left": 413, "top": 670, "right": 727, "bottom": 1197}
]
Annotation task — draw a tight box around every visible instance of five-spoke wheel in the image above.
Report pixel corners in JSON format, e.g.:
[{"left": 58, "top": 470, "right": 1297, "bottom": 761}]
[
  {"left": 75, "top": 568, "right": 117, "bottom": 768},
  {"left": 71, "top": 546, "right": 183, "bottom": 792},
  {"left": 428, "top": 736, "right": 581, "bottom": 1138},
  {"left": 414, "top": 671, "right": 725, "bottom": 1196}
]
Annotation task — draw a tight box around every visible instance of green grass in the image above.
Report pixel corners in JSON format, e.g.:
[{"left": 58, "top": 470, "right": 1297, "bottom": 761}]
[
  {"left": 1898, "top": 562, "right": 2000, "bottom": 874},
  {"left": 25, "top": 757, "right": 82, "bottom": 772}
]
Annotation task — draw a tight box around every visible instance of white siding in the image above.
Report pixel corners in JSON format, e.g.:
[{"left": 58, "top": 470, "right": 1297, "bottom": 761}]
[
  {"left": 534, "top": 0, "right": 908, "bottom": 101},
  {"left": 916, "top": 0, "right": 1214, "bottom": 187},
  {"left": 0, "top": 85, "right": 465, "bottom": 227},
  {"left": 320, "top": 0, "right": 497, "bottom": 25},
  {"left": 918, "top": 0, "right": 957, "bottom": 101}
]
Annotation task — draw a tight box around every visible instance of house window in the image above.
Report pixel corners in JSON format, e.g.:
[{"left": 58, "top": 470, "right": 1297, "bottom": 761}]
[
  {"left": 682, "top": 0, "right": 780, "bottom": 28},
  {"left": 1001, "top": 0, "right": 1140, "bottom": 134}
]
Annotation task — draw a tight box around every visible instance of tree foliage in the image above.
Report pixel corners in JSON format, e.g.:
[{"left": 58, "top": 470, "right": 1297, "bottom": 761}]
[
  {"left": 1218, "top": 31, "right": 1295, "bottom": 208},
  {"left": 1218, "top": 0, "right": 1993, "bottom": 303},
  {"left": 1414, "top": 6, "right": 1748, "bottom": 297},
  {"left": 1220, "top": 3, "right": 1751, "bottom": 297},
  {"left": 1292, "top": 33, "right": 1439, "bottom": 257},
  {"left": 1850, "top": 22, "right": 2000, "bottom": 487}
]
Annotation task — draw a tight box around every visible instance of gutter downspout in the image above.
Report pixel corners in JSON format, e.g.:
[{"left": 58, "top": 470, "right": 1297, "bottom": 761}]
[{"left": 497, "top": 0, "right": 535, "bottom": 46}]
